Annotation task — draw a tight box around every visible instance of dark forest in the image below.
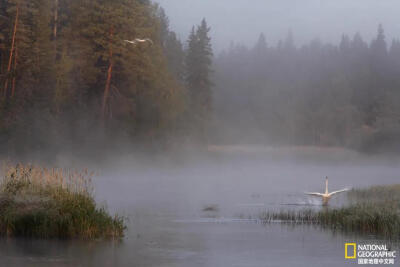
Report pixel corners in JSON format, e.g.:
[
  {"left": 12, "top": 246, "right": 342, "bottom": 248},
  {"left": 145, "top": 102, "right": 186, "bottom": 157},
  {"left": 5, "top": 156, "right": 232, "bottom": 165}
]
[{"left": 1, "top": 0, "right": 399, "bottom": 159}]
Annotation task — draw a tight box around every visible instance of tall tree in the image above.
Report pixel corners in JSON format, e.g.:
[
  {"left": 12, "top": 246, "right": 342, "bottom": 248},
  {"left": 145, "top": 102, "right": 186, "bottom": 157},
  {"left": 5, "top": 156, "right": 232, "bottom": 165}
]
[
  {"left": 0, "top": 0, "right": 187, "bottom": 156},
  {"left": 185, "top": 19, "right": 213, "bottom": 142},
  {"left": 2, "top": 1, "right": 18, "bottom": 98},
  {"left": 366, "top": 24, "right": 389, "bottom": 125}
]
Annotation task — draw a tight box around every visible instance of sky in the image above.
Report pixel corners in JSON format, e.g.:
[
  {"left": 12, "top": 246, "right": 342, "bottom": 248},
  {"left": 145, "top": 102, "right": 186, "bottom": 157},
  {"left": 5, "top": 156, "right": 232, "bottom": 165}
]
[{"left": 155, "top": 0, "right": 400, "bottom": 52}]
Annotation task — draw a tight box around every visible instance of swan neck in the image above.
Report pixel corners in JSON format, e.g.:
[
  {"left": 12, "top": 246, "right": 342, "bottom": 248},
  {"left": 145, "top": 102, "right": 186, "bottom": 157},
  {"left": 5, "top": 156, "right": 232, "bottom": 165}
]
[{"left": 325, "top": 177, "right": 329, "bottom": 194}]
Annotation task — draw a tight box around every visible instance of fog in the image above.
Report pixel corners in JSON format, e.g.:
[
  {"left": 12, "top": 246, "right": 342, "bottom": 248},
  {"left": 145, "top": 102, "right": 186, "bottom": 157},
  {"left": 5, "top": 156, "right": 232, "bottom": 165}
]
[
  {"left": 152, "top": 0, "right": 400, "bottom": 152},
  {"left": 156, "top": 0, "right": 400, "bottom": 51},
  {"left": 1, "top": 0, "right": 400, "bottom": 266},
  {"left": 3, "top": 149, "right": 400, "bottom": 266}
]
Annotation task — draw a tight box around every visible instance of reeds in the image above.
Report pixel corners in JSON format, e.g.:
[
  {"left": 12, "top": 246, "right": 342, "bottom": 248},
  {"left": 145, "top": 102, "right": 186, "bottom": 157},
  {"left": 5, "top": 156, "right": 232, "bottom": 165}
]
[
  {"left": 0, "top": 163, "right": 125, "bottom": 239},
  {"left": 260, "top": 185, "right": 400, "bottom": 240}
]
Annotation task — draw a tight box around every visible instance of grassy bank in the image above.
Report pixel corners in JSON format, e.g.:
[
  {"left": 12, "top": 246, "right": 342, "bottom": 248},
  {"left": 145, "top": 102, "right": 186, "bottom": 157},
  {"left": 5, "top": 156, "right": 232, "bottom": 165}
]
[
  {"left": 0, "top": 163, "right": 125, "bottom": 239},
  {"left": 260, "top": 185, "right": 400, "bottom": 239}
]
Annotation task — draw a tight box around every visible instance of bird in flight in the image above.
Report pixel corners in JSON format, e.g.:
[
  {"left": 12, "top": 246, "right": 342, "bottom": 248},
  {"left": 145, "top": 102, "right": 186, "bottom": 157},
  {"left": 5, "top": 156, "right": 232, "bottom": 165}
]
[
  {"left": 124, "top": 38, "right": 153, "bottom": 46},
  {"left": 306, "top": 176, "right": 349, "bottom": 206}
]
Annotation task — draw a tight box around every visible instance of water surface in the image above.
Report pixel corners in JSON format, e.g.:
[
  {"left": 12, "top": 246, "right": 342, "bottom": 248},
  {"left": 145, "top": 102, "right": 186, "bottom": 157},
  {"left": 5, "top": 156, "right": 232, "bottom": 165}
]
[{"left": 1, "top": 148, "right": 399, "bottom": 266}]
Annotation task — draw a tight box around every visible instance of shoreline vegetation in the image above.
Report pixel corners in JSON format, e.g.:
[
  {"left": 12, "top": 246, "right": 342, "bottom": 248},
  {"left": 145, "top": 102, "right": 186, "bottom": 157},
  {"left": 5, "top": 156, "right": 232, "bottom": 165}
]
[
  {"left": 260, "top": 185, "right": 400, "bottom": 240},
  {"left": 0, "top": 163, "right": 125, "bottom": 239}
]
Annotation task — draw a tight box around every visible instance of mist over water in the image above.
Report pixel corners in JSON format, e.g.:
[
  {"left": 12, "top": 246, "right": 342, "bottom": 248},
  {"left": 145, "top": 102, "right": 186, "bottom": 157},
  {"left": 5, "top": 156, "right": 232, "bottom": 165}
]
[{"left": 1, "top": 149, "right": 399, "bottom": 266}]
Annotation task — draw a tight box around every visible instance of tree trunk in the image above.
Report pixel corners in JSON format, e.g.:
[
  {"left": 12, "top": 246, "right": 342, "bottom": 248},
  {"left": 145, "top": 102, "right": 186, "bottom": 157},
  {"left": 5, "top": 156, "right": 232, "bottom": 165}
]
[
  {"left": 11, "top": 46, "right": 17, "bottom": 97},
  {"left": 3, "top": 3, "right": 19, "bottom": 98},
  {"left": 53, "top": 0, "right": 58, "bottom": 58},
  {"left": 101, "top": 27, "right": 114, "bottom": 119},
  {"left": 53, "top": 0, "right": 58, "bottom": 39}
]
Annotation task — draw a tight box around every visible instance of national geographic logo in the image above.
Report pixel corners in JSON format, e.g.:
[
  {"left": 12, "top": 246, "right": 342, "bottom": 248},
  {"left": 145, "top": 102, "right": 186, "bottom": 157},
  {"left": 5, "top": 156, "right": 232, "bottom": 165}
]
[
  {"left": 345, "top": 243, "right": 357, "bottom": 259},
  {"left": 345, "top": 243, "right": 396, "bottom": 265}
]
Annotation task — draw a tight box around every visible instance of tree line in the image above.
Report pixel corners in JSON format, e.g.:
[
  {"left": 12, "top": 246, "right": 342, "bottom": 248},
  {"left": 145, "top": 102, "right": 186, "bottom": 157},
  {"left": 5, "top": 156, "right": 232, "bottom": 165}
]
[
  {"left": 0, "top": 0, "right": 213, "bottom": 158},
  {"left": 214, "top": 26, "right": 400, "bottom": 153},
  {"left": 2, "top": 1, "right": 397, "bottom": 156}
]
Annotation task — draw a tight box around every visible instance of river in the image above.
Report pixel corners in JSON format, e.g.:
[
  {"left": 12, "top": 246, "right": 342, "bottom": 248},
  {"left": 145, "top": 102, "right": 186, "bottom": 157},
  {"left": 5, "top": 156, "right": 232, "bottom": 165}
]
[{"left": 1, "top": 147, "right": 399, "bottom": 266}]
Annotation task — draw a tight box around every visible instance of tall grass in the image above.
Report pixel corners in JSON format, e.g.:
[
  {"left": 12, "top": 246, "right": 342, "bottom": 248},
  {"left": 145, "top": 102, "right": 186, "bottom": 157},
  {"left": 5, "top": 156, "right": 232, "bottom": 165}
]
[
  {"left": 0, "top": 163, "right": 125, "bottom": 239},
  {"left": 260, "top": 185, "right": 400, "bottom": 240}
]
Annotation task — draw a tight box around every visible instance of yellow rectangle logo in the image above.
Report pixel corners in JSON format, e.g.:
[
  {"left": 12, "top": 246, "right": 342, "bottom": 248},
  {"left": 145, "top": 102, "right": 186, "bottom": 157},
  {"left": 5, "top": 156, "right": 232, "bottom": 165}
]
[{"left": 345, "top": 243, "right": 357, "bottom": 259}]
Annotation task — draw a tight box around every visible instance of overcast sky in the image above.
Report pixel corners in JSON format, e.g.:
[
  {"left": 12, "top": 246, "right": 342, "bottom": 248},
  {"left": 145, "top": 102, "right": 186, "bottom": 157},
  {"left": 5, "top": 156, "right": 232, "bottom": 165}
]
[{"left": 155, "top": 0, "right": 400, "bottom": 52}]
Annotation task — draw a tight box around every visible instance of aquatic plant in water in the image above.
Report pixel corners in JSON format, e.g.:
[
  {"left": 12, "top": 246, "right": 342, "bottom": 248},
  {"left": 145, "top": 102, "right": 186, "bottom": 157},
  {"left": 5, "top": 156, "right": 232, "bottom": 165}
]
[
  {"left": 260, "top": 185, "right": 400, "bottom": 240},
  {"left": 0, "top": 163, "right": 125, "bottom": 239}
]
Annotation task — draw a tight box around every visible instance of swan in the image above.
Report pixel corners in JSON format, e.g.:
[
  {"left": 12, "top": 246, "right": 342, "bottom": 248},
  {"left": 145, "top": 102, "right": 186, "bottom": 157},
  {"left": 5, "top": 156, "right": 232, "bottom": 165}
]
[
  {"left": 306, "top": 176, "right": 349, "bottom": 206},
  {"left": 124, "top": 38, "right": 153, "bottom": 46}
]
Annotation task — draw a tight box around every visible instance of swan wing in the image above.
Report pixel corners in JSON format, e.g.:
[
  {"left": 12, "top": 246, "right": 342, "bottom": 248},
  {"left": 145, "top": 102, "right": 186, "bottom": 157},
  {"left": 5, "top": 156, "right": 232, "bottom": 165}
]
[
  {"left": 124, "top": 40, "right": 136, "bottom": 44},
  {"left": 136, "top": 38, "right": 154, "bottom": 45},
  {"left": 328, "top": 188, "right": 350, "bottom": 197},
  {"left": 305, "top": 192, "right": 324, "bottom": 197},
  {"left": 125, "top": 39, "right": 153, "bottom": 46}
]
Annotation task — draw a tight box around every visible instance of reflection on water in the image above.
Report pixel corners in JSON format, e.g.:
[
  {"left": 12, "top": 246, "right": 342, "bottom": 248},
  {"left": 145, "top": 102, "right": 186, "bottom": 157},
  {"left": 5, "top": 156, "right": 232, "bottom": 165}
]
[{"left": 0, "top": 150, "right": 399, "bottom": 267}]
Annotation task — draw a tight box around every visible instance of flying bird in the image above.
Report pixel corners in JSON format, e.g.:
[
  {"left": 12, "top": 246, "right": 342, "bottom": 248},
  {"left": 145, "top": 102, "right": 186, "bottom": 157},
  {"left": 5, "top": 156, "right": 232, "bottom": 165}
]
[
  {"left": 124, "top": 38, "right": 153, "bottom": 46},
  {"left": 306, "top": 176, "right": 349, "bottom": 206}
]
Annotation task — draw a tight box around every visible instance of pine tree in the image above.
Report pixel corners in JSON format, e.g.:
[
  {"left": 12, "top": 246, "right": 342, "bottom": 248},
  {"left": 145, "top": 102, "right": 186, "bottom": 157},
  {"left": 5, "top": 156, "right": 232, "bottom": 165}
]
[
  {"left": 339, "top": 34, "right": 350, "bottom": 54},
  {"left": 156, "top": 6, "right": 185, "bottom": 82},
  {"left": 365, "top": 24, "right": 389, "bottom": 125},
  {"left": 185, "top": 19, "right": 213, "bottom": 142},
  {"left": 2, "top": 1, "right": 18, "bottom": 98},
  {"left": 0, "top": 0, "right": 187, "bottom": 154},
  {"left": 254, "top": 33, "right": 267, "bottom": 55},
  {"left": 165, "top": 32, "right": 184, "bottom": 82}
]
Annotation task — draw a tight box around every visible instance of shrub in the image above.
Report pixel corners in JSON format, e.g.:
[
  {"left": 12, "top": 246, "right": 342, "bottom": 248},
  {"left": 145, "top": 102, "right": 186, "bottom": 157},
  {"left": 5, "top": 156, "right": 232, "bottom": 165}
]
[{"left": 0, "top": 163, "right": 125, "bottom": 239}]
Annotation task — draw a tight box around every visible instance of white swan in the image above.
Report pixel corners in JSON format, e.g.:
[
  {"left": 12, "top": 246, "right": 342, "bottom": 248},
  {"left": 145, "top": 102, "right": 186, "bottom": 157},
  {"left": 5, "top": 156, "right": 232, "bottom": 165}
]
[
  {"left": 124, "top": 38, "right": 153, "bottom": 46},
  {"left": 306, "top": 177, "right": 349, "bottom": 206}
]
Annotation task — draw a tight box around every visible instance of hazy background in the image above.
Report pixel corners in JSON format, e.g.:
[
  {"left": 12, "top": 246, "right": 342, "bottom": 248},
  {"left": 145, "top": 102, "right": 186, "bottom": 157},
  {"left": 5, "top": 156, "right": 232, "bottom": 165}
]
[{"left": 156, "top": 0, "right": 400, "bottom": 51}]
